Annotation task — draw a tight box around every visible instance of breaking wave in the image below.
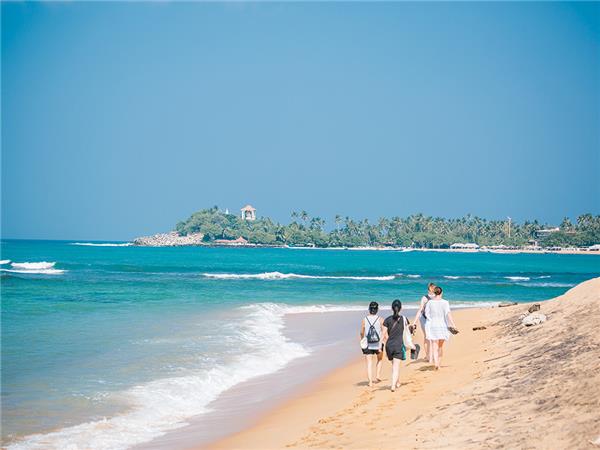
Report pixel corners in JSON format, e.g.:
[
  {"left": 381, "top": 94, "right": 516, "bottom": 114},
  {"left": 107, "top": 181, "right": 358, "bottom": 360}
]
[
  {"left": 1, "top": 268, "right": 65, "bottom": 275},
  {"left": 11, "top": 262, "right": 56, "bottom": 270},
  {"left": 443, "top": 275, "right": 482, "bottom": 280},
  {"left": 505, "top": 276, "right": 531, "bottom": 281},
  {"left": 2, "top": 261, "right": 65, "bottom": 275},
  {"left": 202, "top": 272, "right": 396, "bottom": 281}
]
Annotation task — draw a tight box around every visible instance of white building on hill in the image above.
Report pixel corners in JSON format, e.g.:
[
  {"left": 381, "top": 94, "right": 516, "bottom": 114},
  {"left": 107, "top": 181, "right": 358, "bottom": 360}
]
[{"left": 241, "top": 205, "right": 257, "bottom": 221}]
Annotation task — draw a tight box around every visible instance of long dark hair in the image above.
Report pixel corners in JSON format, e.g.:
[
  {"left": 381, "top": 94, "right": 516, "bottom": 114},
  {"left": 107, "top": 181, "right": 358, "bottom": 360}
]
[{"left": 392, "top": 299, "right": 402, "bottom": 319}]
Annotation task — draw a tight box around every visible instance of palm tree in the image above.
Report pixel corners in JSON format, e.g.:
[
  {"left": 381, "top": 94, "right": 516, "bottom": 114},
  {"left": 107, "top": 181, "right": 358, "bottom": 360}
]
[
  {"left": 300, "top": 210, "right": 309, "bottom": 226},
  {"left": 335, "top": 214, "right": 342, "bottom": 232}
]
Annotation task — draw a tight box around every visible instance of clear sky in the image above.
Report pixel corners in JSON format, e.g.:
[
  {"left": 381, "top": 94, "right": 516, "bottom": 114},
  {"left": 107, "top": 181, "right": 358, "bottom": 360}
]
[{"left": 2, "top": 2, "right": 599, "bottom": 240}]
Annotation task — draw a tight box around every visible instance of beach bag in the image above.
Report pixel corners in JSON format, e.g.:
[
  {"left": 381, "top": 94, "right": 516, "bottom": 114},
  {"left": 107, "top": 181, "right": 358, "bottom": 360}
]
[
  {"left": 366, "top": 317, "right": 380, "bottom": 344},
  {"left": 403, "top": 316, "right": 416, "bottom": 350},
  {"left": 360, "top": 336, "right": 369, "bottom": 350}
]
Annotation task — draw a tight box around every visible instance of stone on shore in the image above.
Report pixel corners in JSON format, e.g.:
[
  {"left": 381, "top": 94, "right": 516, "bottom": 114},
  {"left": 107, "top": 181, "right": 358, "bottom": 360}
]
[
  {"left": 499, "top": 302, "right": 518, "bottom": 308},
  {"left": 522, "top": 313, "right": 547, "bottom": 327},
  {"left": 133, "top": 231, "right": 204, "bottom": 247},
  {"left": 528, "top": 303, "right": 541, "bottom": 313}
]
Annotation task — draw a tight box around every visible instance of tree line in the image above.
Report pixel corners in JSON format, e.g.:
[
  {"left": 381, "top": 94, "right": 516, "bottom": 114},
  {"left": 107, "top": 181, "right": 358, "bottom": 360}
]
[{"left": 175, "top": 207, "right": 600, "bottom": 248}]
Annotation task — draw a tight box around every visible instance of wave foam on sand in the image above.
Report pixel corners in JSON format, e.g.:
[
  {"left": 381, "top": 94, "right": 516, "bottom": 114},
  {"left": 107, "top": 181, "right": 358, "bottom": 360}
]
[
  {"left": 202, "top": 272, "right": 396, "bottom": 281},
  {"left": 7, "top": 304, "right": 310, "bottom": 450}
]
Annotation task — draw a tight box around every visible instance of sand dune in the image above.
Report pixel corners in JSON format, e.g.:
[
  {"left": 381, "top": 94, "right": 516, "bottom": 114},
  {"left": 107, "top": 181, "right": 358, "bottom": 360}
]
[{"left": 206, "top": 278, "right": 600, "bottom": 449}]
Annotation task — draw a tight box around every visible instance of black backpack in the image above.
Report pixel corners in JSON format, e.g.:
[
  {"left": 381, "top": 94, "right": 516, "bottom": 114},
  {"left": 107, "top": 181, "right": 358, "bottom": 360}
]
[{"left": 366, "top": 316, "right": 380, "bottom": 344}]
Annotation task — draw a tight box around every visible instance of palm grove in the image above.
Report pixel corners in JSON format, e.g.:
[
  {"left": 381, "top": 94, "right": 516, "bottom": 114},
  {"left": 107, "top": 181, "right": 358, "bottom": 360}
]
[{"left": 175, "top": 207, "right": 600, "bottom": 248}]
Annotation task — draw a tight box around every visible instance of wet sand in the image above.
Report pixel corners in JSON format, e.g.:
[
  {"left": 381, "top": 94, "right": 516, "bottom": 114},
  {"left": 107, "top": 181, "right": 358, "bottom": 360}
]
[
  {"left": 141, "top": 310, "right": 378, "bottom": 449},
  {"left": 205, "top": 278, "right": 600, "bottom": 449}
]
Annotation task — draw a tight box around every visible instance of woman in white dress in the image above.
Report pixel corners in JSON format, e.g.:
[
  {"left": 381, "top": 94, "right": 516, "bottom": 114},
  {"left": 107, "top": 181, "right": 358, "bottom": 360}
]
[{"left": 424, "top": 286, "right": 458, "bottom": 370}]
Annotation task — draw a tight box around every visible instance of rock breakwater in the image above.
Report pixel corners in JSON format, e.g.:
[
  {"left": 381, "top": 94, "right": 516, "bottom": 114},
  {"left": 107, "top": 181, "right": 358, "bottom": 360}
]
[{"left": 133, "top": 232, "right": 204, "bottom": 247}]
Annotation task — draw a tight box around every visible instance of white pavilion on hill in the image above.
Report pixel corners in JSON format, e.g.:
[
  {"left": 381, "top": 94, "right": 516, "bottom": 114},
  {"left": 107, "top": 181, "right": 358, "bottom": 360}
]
[{"left": 241, "top": 205, "right": 256, "bottom": 221}]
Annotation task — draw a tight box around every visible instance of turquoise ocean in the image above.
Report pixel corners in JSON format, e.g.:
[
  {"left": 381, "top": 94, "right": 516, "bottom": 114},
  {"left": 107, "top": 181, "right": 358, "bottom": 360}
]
[{"left": 1, "top": 240, "right": 598, "bottom": 449}]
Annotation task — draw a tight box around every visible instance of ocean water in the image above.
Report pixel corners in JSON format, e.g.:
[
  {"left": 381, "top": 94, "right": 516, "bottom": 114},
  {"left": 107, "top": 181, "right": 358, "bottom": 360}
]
[{"left": 1, "top": 240, "right": 598, "bottom": 449}]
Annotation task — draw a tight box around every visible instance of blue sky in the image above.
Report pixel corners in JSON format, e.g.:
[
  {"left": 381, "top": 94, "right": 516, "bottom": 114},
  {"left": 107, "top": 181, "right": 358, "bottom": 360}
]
[{"left": 2, "top": 2, "right": 599, "bottom": 240}]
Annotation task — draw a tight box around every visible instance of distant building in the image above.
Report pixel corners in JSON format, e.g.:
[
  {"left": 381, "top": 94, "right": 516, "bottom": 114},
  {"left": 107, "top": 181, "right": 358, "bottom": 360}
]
[
  {"left": 241, "top": 205, "right": 257, "bottom": 221},
  {"left": 450, "top": 243, "right": 480, "bottom": 250},
  {"left": 535, "top": 227, "right": 560, "bottom": 240}
]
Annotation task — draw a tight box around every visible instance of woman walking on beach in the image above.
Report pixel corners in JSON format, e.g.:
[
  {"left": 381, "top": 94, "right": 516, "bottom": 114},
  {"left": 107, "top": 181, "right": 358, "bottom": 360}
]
[
  {"left": 383, "top": 300, "right": 411, "bottom": 392},
  {"left": 412, "top": 282, "right": 436, "bottom": 360},
  {"left": 424, "top": 286, "right": 457, "bottom": 370},
  {"left": 360, "top": 301, "right": 384, "bottom": 387}
]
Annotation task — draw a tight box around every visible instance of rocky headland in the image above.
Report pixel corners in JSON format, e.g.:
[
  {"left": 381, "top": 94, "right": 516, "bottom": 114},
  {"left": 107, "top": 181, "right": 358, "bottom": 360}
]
[{"left": 133, "top": 232, "right": 205, "bottom": 247}]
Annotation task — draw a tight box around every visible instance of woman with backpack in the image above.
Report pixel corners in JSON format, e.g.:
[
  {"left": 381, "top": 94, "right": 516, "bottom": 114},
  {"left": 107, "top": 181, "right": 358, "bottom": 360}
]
[
  {"left": 359, "top": 301, "right": 384, "bottom": 387},
  {"left": 383, "top": 300, "right": 418, "bottom": 392}
]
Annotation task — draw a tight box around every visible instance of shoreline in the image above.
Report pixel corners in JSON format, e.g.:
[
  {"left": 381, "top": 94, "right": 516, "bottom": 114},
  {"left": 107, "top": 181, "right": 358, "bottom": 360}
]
[
  {"left": 204, "top": 278, "right": 600, "bottom": 449},
  {"left": 129, "top": 240, "right": 599, "bottom": 256}
]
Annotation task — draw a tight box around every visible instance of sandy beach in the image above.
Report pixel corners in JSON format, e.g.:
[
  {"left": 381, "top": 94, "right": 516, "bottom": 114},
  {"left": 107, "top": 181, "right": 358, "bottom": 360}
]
[{"left": 206, "top": 277, "right": 600, "bottom": 450}]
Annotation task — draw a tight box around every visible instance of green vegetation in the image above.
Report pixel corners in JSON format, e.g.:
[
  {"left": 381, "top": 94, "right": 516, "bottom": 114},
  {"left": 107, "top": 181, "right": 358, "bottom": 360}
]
[{"left": 175, "top": 207, "right": 600, "bottom": 248}]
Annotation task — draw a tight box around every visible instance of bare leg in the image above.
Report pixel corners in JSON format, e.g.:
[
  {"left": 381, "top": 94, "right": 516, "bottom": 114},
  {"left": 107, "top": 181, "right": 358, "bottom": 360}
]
[
  {"left": 391, "top": 358, "right": 401, "bottom": 391},
  {"left": 420, "top": 322, "right": 430, "bottom": 360},
  {"left": 376, "top": 351, "right": 383, "bottom": 381},
  {"left": 428, "top": 339, "right": 434, "bottom": 364},
  {"left": 431, "top": 340, "right": 440, "bottom": 369},
  {"left": 365, "top": 354, "right": 374, "bottom": 386},
  {"left": 438, "top": 340, "right": 445, "bottom": 367}
]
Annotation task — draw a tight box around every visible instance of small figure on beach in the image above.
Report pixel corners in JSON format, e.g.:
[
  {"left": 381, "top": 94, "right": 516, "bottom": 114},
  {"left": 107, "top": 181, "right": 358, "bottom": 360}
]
[
  {"left": 383, "top": 300, "right": 417, "bottom": 392},
  {"left": 411, "top": 282, "right": 436, "bottom": 360},
  {"left": 424, "top": 286, "right": 458, "bottom": 370},
  {"left": 360, "top": 301, "right": 384, "bottom": 387}
]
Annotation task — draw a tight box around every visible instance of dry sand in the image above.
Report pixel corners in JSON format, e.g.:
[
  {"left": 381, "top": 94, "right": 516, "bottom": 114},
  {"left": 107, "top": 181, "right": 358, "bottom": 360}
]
[{"left": 205, "top": 278, "right": 600, "bottom": 450}]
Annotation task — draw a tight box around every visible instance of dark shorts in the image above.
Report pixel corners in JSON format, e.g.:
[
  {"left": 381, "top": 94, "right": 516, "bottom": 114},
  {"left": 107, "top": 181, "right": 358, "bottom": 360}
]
[
  {"left": 362, "top": 349, "right": 379, "bottom": 355},
  {"left": 362, "top": 343, "right": 383, "bottom": 355},
  {"left": 386, "top": 343, "right": 406, "bottom": 361}
]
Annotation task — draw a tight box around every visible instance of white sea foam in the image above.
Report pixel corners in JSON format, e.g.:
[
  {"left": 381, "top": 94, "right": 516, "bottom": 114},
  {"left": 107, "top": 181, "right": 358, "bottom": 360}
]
[
  {"left": 11, "top": 262, "right": 56, "bottom": 270},
  {"left": 243, "top": 301, "right": 493, "bottom": 316},
  {"left": 7, "top": 304, "right": 309, "bottom": 450},
  {"left": 443, "top": 275, "right": 482, "bottom": 280},
  {"left": 0, "top": 259, "right": 11, "bottom": 264},
  {"left": 202, "top": 271, "right": 396, "bottom": 281},
  {"left": 1, "top": 268, "right": 65, "bottom": 275},
  {"left": 254, "top": 303, "right": 391, "bottom": 314},
  {"left": 505, "top": 276, "right": 530, "bottom": 281},
  {"left": 537, "top": 275, "right": 551, "bottom": 279},
  {"left": 70, "top": 242, "right": 132, "bottom": 247},
  {"left": 517, "top": 282, "right": 575, "bottom": 288}
]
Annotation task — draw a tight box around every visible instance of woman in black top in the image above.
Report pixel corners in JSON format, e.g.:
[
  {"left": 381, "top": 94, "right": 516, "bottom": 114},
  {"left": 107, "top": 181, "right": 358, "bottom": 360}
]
[{"left": 383, "top": 299, "right": 408, "bottom": 392}]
